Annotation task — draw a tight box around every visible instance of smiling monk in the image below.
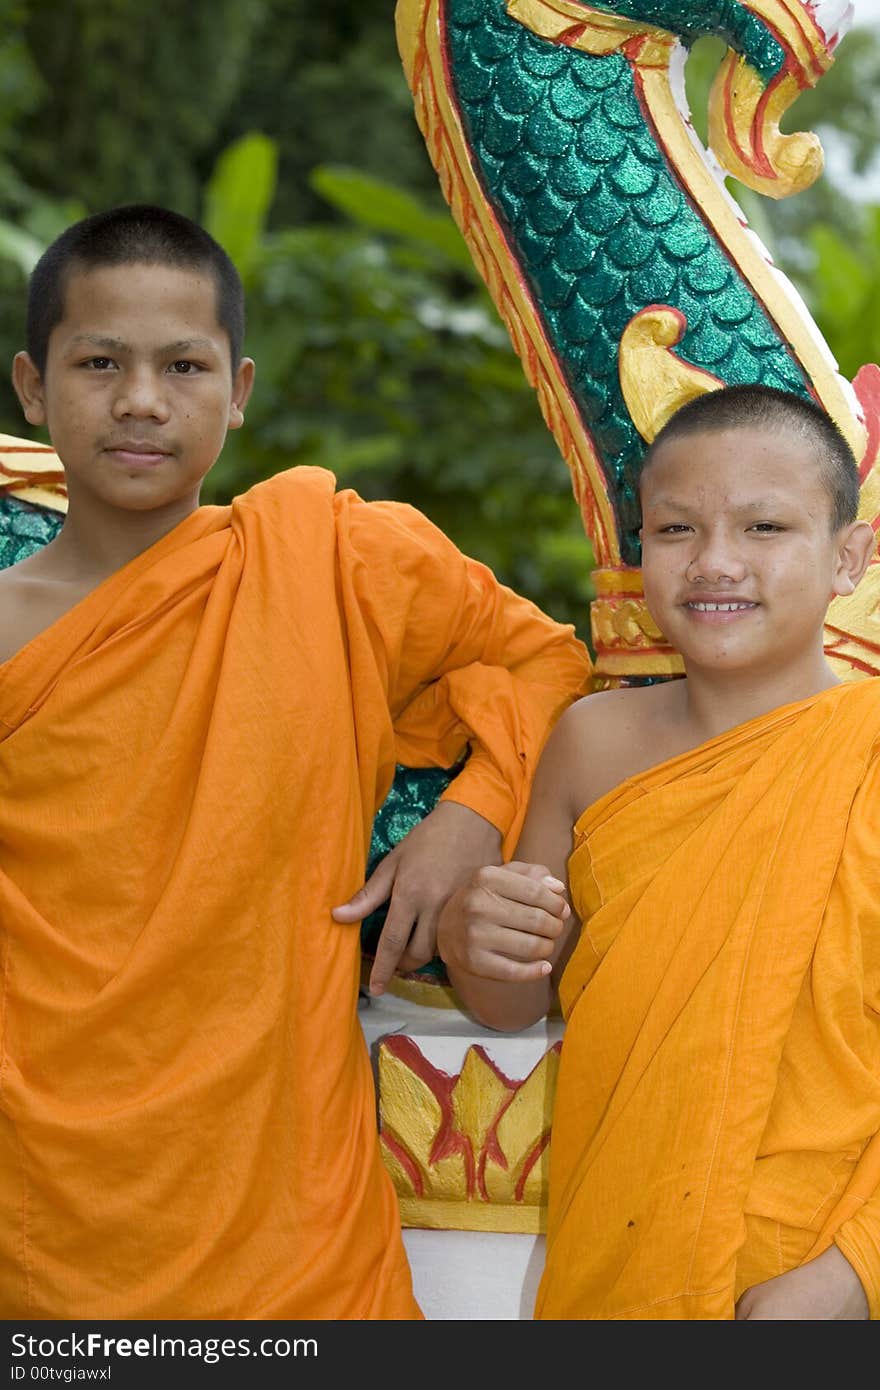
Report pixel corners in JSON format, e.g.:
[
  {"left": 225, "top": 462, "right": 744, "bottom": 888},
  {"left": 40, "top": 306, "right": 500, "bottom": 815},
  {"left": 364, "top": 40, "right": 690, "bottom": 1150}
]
[
  {"left": 0, "top": 205, "right": 591, "bottom": 1318},
  {"left": 438, "top": 384, "right": 880, "bottom": 1319}
]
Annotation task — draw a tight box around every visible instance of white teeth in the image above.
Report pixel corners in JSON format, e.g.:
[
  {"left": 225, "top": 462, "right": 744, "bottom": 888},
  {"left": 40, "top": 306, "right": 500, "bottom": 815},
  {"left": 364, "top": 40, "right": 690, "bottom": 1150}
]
[{"left": 688, "top": 602, "right": 754, "bottom": 612}]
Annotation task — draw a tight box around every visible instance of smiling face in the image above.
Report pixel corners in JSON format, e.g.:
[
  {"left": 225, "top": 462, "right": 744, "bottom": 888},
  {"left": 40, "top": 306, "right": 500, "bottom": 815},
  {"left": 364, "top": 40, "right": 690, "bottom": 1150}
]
[
  {"left": 639, "top": 424, "right": 872, "bottom": 681},
  {"left": 12, "top": 261, "right": 254, "bottom": 520}
]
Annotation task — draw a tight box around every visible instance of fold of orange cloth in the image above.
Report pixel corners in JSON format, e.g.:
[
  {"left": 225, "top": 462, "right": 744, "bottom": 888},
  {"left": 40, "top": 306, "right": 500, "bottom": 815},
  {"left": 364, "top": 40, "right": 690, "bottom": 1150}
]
[
  {"left": 0, "top": 465, "right": 591, "bottom": 1318},
  {"left": 536, "top": 680, "right": 880, "bottom": 1319}
]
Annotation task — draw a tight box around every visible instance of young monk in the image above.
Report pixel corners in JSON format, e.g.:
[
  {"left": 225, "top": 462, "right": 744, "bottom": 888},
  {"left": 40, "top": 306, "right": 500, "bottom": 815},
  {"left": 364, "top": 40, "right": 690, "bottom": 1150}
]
[
  {"left": 438, "top": 384, "right": 880, "bottom": 1320},
  {"left": 0, "top": 204, "right": 592, "bottom": 1318}
]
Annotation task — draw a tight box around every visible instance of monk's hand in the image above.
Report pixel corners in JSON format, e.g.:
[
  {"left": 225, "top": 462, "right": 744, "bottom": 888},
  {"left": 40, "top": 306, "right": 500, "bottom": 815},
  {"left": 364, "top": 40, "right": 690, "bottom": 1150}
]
[
  {"left": 437, "top": 861, "right": 570, "bottom": 984},
  {"left": 735, "top": 1245, "right": 869, "bottom": 1320},
  {"left": 332, "top": 801, "right": 503, "bottom": 997}
]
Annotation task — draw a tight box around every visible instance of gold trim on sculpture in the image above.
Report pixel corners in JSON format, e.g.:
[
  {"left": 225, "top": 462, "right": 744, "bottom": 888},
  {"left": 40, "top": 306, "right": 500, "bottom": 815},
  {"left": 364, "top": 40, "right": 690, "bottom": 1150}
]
[
  {"left": 745, "top": 0, "right": 838, "bottom": 75},
  {"left": 706, "top": 0, "right": 838, "bottom": 203},
  {"left": 618, "top": 307, "right": 725, "bottom": 445},
  {"left": 505, "top": 0, "right": 657, "bottom": 52},
  {"left": 379, "top": 1036, "right": 559, "bottom": 1232},
  {"left": 824, "top": 562, "right": 880, "bottom": 682},
  {"left": 708, "top": 59, "right": 823, "bottom": 199},
  {"left": 0, "top": 432, "right": 68, "bottom": 513},
  {"left": 590, "top": 567, "right": 685, "bottom": 681}
]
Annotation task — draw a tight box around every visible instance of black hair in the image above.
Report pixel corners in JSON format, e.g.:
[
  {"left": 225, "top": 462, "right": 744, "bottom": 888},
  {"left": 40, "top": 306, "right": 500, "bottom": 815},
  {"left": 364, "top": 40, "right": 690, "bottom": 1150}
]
[
  {"left": 26, "top": 203, "right": 244, "bottom": 373},
  {"left": 640, "top": 383, "right": 861, "bottom": 531}
]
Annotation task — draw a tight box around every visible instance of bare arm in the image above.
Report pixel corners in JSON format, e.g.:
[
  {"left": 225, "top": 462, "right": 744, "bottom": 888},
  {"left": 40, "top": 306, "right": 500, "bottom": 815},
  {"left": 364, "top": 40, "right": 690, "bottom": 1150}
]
[
  {"left": 735, "top": 1244, "right": 869, "bottom": 1319},
  {"left": 437, "top": 699, "right": 588, "bottom": 1031}
]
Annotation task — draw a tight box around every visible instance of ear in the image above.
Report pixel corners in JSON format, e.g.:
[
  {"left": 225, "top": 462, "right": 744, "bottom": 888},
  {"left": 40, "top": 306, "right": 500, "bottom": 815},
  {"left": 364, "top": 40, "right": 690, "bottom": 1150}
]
[
  {"left": 831, "top": 520, "right": 876, "bottom": 597},
  {"left": 228, "top": 357, "right": 255, "bottom": 431},
  {"left": 11, "top": 351, "right": 47, "bottom": 428}
]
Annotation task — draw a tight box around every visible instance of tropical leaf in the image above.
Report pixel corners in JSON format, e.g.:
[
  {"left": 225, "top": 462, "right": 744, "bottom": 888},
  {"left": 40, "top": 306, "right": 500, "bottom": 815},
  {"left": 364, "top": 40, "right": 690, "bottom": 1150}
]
[
  {"left": 0, "top": 217, "right": 43, "bottom": 276},
  {"left": 202, "top": 133, "right": 278, "bottom": 282},
  {"left": 310, "top": 165, "right": 475, "bottom": 272}
]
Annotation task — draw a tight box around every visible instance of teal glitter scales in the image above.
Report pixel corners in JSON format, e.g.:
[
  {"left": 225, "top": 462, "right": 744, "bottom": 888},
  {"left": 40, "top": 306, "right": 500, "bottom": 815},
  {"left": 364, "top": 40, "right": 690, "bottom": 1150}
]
[
  {"left": 446, "top": 0, "right": 810, "bottom": 564},
  {"left": 0, "top": 495, "right": 64, "bottom": 567}
]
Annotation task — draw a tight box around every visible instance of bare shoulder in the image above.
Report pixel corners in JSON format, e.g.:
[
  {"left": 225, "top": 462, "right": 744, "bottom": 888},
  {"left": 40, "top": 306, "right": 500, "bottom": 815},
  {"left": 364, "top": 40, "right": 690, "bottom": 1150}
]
[
  {"left": 0, "top": 565, "right": 31, "bottom": 664},
  {"left": 551, "top": 682, "right": 675, "bottom": 747},
  {"left": 545, "top": 681, "right": 685, "bottom": 815},
  {"left": 0, "top": 557, "right": 92, "bottom": 665},
  {"left": 0, "top": 559, "right": 30, "bottom": 605}
]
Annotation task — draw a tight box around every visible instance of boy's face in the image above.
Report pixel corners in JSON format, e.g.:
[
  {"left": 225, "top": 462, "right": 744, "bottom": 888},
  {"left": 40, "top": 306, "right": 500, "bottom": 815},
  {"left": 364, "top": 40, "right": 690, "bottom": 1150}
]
[
  {"left": 12, "top": 262, "right": 254, "bottom": 517},
  {"left": 638, "top": 424, "right": 873, "bottom": 678}
]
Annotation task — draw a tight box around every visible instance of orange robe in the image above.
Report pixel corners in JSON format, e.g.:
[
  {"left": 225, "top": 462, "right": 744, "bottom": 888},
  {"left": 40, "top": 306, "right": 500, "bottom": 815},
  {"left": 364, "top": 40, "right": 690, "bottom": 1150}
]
[
  {"left": 0, "top": 466, "right": 591, "bottom": 1319},
  {"left": 536, "top": 680, "right": 880, "bottom": 1320}
]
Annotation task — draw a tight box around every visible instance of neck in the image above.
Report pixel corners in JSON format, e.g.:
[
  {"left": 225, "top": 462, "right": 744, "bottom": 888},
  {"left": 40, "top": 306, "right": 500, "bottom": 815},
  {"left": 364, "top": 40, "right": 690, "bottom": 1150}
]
[
  {"left": 40, "top": 490, "right": 201, "bottom": 584},
  {"left": 679, "top": 646, "right": 840, "bottom": 743}
]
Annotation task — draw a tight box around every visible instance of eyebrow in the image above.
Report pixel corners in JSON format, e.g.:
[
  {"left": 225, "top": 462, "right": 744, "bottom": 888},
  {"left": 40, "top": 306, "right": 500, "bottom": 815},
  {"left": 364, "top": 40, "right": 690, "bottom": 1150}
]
[
  {"left": 646, "top": 495, "right": 794, "bottom": 512},
  {"left": 66, "top": 335, "right": 218, "bottom": 354}
]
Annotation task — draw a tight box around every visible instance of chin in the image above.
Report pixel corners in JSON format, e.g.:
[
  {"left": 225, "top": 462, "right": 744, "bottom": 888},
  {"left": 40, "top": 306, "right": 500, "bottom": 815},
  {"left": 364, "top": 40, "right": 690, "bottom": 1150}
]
[{"left": 680, "top": 642, "right": 765, "bottom": 672}]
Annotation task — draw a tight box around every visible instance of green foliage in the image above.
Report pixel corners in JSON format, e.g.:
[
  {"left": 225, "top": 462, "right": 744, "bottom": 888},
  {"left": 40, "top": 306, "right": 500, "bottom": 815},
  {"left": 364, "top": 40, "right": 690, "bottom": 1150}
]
[
  {"left": 310, "top": 167, "right": 475, "bottom": 272},
  {"left": 212, "top": 0, "right": 442, "bottom": 227},
  {"left": 0, "top": 217, "right": 41, "bottom": 275},
  {"left": 15, "top": 0, "right": 267, "bottom": 215},
  {"left": 806, "top": 208, "right": 880, "bottom": 380},
  {"left": 203, "top": 134, "right": 278, "bottom": 284},
  {"left": 0, "top": 1, "right": 43, "bottom": 167}
]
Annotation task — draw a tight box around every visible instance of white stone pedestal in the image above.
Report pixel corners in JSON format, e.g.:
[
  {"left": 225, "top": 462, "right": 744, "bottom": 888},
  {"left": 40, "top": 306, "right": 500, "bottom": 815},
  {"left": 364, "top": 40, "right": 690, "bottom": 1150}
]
[{"left": 402, "top": 1227, "right": 546, "bottom": 1320}]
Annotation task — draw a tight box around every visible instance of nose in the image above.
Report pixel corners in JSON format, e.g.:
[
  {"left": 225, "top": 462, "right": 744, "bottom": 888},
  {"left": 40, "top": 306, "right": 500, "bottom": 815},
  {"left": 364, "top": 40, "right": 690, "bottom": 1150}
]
[
  {"left": 686, "top": 530, "right": 748, "bottom": 585},
  {"left": 111, "top": 368, "right": 171, "bottom": 423}
]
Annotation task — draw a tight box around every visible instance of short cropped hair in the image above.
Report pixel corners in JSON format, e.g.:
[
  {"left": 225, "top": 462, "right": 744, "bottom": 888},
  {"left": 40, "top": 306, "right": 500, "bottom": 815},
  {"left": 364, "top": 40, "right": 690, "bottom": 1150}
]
[
  {"left": 640, "top": 384, "right": 861, "bottom": 531},
  {"left": 26, "top": 204, "right": 245, "bottom": 373}
]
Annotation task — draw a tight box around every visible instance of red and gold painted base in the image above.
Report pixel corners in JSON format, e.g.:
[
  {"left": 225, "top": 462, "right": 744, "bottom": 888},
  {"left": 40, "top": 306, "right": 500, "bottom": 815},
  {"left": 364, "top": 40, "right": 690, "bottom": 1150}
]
[{"left": 365, "top": 1000, "right": 564, "bottom": 1234}]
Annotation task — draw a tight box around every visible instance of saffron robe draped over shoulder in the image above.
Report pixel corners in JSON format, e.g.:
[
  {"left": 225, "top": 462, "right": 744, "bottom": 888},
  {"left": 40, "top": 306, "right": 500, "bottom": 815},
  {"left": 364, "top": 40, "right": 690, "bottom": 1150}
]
[
  {"left": 0, "top": 466, "right": 591, "bottom": 1319},
  {"left": 535, "top": 680, "right": 880, "bottom": 1321}
]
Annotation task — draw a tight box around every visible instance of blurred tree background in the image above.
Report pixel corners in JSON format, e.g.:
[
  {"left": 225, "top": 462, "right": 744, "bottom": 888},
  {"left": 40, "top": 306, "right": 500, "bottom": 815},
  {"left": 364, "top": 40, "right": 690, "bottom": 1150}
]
[{"left": 0, "top": 0, "right": 879, "bottom": 641}]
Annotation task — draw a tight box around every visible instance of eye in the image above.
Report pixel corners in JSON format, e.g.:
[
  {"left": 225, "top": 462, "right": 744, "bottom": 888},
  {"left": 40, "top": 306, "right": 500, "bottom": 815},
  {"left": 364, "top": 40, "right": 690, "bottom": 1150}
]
[
  {"left": 747, "top": 522, "right": 784, "bottom": 534},
  {"left": 657, "top": 523, "right": 692, "bottom": 535},
  {"left": 82, "top": 356, "right": 115, "bottom": 370},
  {"left": 168, "top": 360, "right": 200, "bottom": 374}
]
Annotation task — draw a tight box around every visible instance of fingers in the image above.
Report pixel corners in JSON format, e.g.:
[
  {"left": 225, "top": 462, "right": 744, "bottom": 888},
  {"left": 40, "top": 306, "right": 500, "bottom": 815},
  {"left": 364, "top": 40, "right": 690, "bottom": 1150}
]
[
  {"left": 451, "top": 914, "right": 559, "bottom": 982},
  {"left": 394, "top": 909, "right": 440, "bottom": 977},
  {"left": 331, "top": 853, "right": 398, "bottom": 922},
  {"left": 338, "top": 858, "right": 570, "bottom": 995},
  {"left": 452, "top": 944, "right": 553, "bottom": 985},
  {"left": 474, "top": 864, "right": 570, "bottom": 935},
  {"left": 368, "top": 903, "right": 417, "bottom": 997},
  {"left": 436, "top": 863, "right": 573, "bottom": 984},
  {"left": 332, "top": 851, "right": 418, "bottom": 996}
]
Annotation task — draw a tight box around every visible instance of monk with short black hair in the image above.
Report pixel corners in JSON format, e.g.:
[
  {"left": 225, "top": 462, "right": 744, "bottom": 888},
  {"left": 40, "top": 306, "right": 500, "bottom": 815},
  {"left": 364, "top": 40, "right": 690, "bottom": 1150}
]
[
  {"left": 439, "top": 383, "right": 880, "bottom": 1319},
  {"left": 0, "top": 203, "right": 592, "bottom": 1318}
]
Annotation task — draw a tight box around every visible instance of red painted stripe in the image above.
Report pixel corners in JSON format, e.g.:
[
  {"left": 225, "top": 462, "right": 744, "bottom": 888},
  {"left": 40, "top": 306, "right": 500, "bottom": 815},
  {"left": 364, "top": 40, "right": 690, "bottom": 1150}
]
[
  {"left": 853, "top": 363, "right": 880, "bottom": 484},
  {"left": 380, "top": 1131, "right": 424, "bottom": 1198}
]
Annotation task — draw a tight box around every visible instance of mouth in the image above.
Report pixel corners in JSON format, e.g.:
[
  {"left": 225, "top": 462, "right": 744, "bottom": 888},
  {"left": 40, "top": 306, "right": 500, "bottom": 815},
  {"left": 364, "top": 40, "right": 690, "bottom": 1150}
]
[
  {"left": 683, "top": 600, "right": 758, "bottom": 621},
  {"left": 105, "top": 442, "right": 172, "bottom": 468}
]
